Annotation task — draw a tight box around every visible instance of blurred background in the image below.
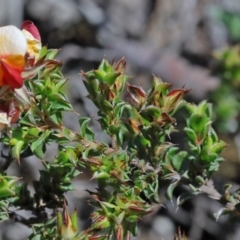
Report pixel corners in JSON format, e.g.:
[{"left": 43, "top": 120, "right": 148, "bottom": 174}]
[{"left": 1, "top": 0, "right": 240, "bottom": 239}]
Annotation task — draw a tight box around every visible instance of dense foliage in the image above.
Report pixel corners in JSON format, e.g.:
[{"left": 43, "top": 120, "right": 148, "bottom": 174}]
[{"left": 0, "top": 21, "right": 240, "bottom": 240}]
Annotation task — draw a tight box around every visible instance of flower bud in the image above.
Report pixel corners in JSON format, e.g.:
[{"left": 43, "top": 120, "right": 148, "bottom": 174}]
[
  {"left": 0, "top": 175, "right": 19, "bottom": 198},
  {"left": 127, "top": 83, "right": 146, "bottom": 107},
  {"left": 57, "top": 205, "right": 78, "bottom": 239},
  {"left": 21, "top": 21, "right": 42, "bottom": 61}
]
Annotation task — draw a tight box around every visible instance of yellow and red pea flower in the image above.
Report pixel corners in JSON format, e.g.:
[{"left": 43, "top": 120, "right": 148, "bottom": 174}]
[
  {"left": 22, "top": 20, "right": 42, "bottom": 62},
  {"left": 0, "top": 21, "right": 41, "bottom": 89},
  {"left": 0, "top": 21, "right": 41, "bottom": 130},
  {"left": 0, "top": 25, "right": 27, "bottom": 88}
]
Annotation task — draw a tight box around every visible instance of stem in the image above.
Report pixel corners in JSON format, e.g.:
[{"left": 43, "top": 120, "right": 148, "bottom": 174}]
[{"left": 111, "top": 134, "right": 117, "bottom": 149}]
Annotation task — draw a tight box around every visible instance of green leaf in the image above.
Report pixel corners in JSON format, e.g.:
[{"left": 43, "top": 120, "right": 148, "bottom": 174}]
[
  {"left": 201, "top": 146, "right": 218, "bottom": 163},
  {"left": 189, "top": 113, "right": 210, "bottom": 136},
  {"left": 27, "top": 128, "right": 41, "bottom": 137},
  {"left": 166, "top": 181, "right": 178, "bottom": 200},
  {"left": 94, "top": 70, "right": 106, "bottom": 82},
  {"left": 12, "top": 128, "right": 28, "bottom": 140},
  {"left": 177, "top": 192, "right": 197, "bottom": 206},
  {"left": 71, "top": 209, "right": 79, "bottom": 232},
  {"left": 46, "top": 49, "right": 60, "bottom": 59},
  {"left": 108, "top": 125, "right": 120, "bottom": 135},
  {"left": 0, "top": 175, "right": 18, "bottom": 198},
  {"left": 184, "top": 127, "right": 198, "bottom": 143},
  {"left": 98, "top": 58, "right": 113, "bottom": 72},
  {"left": 92, "top": 172, "right": 109, "bottom": 179},
  {"left": 209, "top": 140, "right": 227, "bottom": 155},
  {"left": 102, "top": 100, "right": 113, "bottom": 111},
  {"left": 197, "top": 101, "right": 210, "bottom": 116},
  {"left": 165, "top": 89, "right": 189, "bottom": 111},
  {"left": 83, "top": 79, "right": 98, "bottom": 98},
  {"left": 79, "top": 117, "right": 95, "bottom": 140},
  {"left": 50, "top": 99, "right": 72, "bottom": 111},
  {"left": 48, "top": 112, "right": 63, "bottom": 125},
  {"left": 117, "top": 129, "right": 124, "bottom": 145},
  {"left": 11, "top": 140, "right": 25, "bottom": 162},
  {"left": 154, "top": 81, "right": 172, "bottom": 95},
  {"left": 129, "top": 222, "right": 138, "bottom": 236},
  {"left": 185, "top": 103, "right": 197, "bottom": 115},
  {"left": 141, "top": 106, "right": 161, "bottom": 120},
  {"left": 114, "top": 102, "right": 125, "bottom": 118},
  {"left": 139, "top": 135, "right": 151, "bottom": 147},
  {"left": 38, "top": 46, "right": 48, "bottom": 58},
  {"left": 195, "top": 175, "right": 205, "bottom": 185},
  {"left": 30, "top": 130, "right": 51, "bottom": 158},
  {"left": 104, "top": 72, "right": 121, "bottom": 85},
  {"left": 91, "top": 79, "right": 100, "bottom": 93},
  {"left": 171, "top": 151, "right": 187, "bottom": 171}
]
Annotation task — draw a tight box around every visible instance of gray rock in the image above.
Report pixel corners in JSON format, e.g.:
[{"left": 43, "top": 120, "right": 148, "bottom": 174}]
[{"left": 152, "top": 216, "right": 175, "bottom": 240}]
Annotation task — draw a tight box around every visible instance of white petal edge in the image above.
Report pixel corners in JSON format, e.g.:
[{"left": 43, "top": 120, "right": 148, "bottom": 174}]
[{"left": 0, "top": 25, "right": 27, "bottom": 56}]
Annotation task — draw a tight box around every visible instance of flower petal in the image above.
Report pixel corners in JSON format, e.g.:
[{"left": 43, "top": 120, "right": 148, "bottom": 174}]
[
  {"left": 21, "top": 21, "right": 41, "bottom": 41},
  {"left": 0, "top": 25, "right": 27, "bottom": 56},
  {"left": 0, "top": 112, "right": 9, "bottom": 130},
  {"left": 0, "top": 25, "right": 27, "bottom": 88},
  {"left": 0, "top": 57, "right": 24, "bottom": 88},
  {"left": 22, "top": 30, "right": 42, "bottom": 60},
  {"left": 22, "top": 21, "right": 41, "bottom": 60}
]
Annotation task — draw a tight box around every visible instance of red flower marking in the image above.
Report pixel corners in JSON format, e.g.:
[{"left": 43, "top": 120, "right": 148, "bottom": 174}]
[
  {"left": 21, "top": 20, "right": 41, "bottom": 41},
  {"left": 0, "top": 60, "right": 23, "bottom": 88}
]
